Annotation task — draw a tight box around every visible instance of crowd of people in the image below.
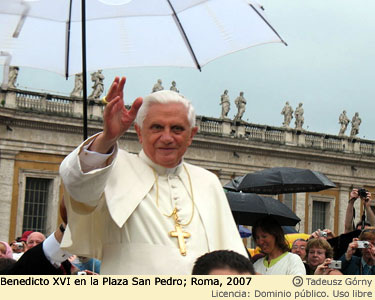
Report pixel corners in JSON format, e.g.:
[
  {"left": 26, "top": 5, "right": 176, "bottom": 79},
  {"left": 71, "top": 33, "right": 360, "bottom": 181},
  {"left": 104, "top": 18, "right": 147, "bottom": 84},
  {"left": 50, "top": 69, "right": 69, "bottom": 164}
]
[{"left": 1, "top": 76, "right": 374, "bottom": 276}]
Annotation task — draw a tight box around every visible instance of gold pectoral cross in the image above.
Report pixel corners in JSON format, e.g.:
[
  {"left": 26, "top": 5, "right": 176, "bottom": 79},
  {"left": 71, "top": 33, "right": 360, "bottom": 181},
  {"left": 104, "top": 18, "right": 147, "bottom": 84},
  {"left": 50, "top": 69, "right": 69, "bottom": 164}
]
[{"left": 170, "top": 223, "right": 190, "bottom": 256}]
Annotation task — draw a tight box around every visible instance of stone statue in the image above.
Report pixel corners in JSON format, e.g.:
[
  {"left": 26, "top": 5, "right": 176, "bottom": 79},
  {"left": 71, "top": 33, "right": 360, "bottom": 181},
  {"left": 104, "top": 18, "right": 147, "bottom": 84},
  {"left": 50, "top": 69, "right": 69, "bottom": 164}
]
[
  {"left": 294, "top": 102, "right": 304, "bottom": 130},
  {"left": 169, "top": 81, "right": 179, "bottom": 93},
  {"left": 8, "top": 66, "right": 19, "bottom": 88},
  {"left": 152, "top": 79, "right": 164, "bottom": 93},
  {"left": 88, "top": 70, "right": 105, "bottom": 100},
  {"left": 281, "top": 101, "right": 293, "bottom": 127},
  {"left": 234, "top": 91, "right": 246, "bottom": 121},
  {"left": 220, "top": 90, "right": 230, "bottom": 119},
  {"left": 338, "top": 110, "right": 350, "bottom": 136},
  {"left": 70, "top": 73, "right": 83, "bottom": 98},
  {"left": 350, "top": 112, "right": 361, "bottom": 137}
]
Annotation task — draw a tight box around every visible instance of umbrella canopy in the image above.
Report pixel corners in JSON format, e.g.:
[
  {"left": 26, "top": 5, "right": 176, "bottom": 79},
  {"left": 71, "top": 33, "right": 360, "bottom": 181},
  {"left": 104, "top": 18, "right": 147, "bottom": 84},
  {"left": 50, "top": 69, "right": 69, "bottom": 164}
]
[
  {"left": 0, "top": 0, "right": 286, "bottom": 76},
  {"left": 226, "top": 191, "right": 301, "bottom": 226},
  {"left": 239, "top": 225, "right": 251, "bottom": 238},
  {"left": 327, "top": 229, "right": 361, "bottom": 259},
  {"left": 224, "top": 167, "right": 336, "bottom": 194},
  {"left": 282, "top": 226, "right": 298, "bottom": 234},
  {"left": 0, "top": 0, "right": 286, "bottom": 140}
]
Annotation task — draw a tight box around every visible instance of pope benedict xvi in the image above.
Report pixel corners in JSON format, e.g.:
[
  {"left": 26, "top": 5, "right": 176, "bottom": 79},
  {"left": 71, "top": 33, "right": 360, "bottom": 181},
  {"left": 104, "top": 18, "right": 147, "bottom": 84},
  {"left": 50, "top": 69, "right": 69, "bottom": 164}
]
[{"left": 60, "top": 76, "right": 247, "bottom": 274}]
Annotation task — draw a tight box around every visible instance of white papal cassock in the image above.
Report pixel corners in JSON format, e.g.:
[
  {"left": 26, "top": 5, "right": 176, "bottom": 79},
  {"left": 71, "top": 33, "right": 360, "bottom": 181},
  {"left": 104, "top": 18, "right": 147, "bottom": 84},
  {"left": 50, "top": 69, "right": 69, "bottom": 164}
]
[{"left": 60, "top": 135, "right": 247, "bottom": 274}]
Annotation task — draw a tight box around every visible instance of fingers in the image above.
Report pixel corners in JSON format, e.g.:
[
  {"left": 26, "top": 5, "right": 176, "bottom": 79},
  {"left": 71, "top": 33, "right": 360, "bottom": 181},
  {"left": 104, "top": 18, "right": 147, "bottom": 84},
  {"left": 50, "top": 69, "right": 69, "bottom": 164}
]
[
  {"left": 103, "top": 96, "right": 121, "bottom": 119},
  {"left": 309, "top": 231, "right": 318, "bottom": 240},
  {"left": 366, "top": 192, "right": 372, "bottom": 202},
  {"left": 127, "top": 97, "right": 143, "bottom": 120},
  {"left": 106, "top": 76, "right": 126, "bottom": 103},
  {"left": 324, "top": 258, "right": 332, "bottom": 266},
  {"left": 106, "top": 77, "right": 120, "bottom": 101},
  {"left": 348, "top": 240, "right": 358, "bottom": 251},
  {"left": 350, "top": 189, "right": 359, "bottom": 199}
]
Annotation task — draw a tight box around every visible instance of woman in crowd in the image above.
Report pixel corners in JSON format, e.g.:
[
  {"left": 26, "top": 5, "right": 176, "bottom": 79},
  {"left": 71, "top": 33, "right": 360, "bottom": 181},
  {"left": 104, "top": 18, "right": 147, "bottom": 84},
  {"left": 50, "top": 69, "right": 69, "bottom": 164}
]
[
  {"left": 0, "top": 241, "right": 13, "bottom": 259},
  {"left": 340, "top": 227, "right": 375, "bottom": 275},
  {"left": 305, "top": 238, "right": 334, "bottom": 274},
  {"left": 252, "top": 216, "right": 305, "bottom": 275}
]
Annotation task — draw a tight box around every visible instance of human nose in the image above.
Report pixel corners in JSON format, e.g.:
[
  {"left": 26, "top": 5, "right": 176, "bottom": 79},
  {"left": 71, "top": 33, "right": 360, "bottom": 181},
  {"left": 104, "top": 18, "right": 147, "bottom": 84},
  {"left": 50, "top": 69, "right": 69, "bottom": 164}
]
[{"left": 160, "top": 129, "right": 173, "bottom": 143}]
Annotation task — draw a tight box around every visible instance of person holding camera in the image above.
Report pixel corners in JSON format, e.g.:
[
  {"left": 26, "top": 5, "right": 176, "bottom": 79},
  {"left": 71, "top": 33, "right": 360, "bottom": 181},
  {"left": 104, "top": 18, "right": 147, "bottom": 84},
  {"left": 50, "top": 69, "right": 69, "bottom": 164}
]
[
  {"left": 339, "top": 227, "right": 375, "bottom": 275},
  {"left": 345, "top": 188, "right": 374, "bottom": 233},
  {"left": 314, "top": 258, "right": 343, "bottom": 275},
  {"left": 309, "top": 228, "right": 335, "bottom": 240},
  {"left": 304, "top": 238, "right": 335, "bottom": 274}
]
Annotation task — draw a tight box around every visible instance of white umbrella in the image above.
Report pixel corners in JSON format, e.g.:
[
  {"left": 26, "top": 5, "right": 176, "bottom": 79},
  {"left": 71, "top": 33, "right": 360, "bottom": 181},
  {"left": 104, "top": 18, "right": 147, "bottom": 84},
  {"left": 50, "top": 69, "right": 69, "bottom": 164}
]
[
  {"left": 0, "top": 0, "right": 286, "bottom": 75},
  {"left": 0, "top": 0, "right": 286, "bottom": 137}
]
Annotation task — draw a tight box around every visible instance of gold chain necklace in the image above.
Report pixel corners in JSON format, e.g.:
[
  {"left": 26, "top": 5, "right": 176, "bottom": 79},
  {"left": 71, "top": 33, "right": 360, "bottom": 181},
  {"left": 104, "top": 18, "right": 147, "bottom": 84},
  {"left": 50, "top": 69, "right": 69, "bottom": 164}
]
[
  {"left": 152, "top": 164, "right": 195, "bottom": 226},
  {"left": 152, "top": 164, "right": 195, "bottom": 255}
]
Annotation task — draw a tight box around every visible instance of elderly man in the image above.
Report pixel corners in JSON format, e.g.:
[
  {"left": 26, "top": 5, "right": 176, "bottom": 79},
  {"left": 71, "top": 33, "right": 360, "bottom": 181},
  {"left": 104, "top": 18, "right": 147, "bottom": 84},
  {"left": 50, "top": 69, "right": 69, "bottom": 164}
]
[
  {"left": 291, "top": 239, "right": 307, "bottom": 261},
  {"left": 26, "top": 232, "right": 46, "bottom": 250},
  {"left": 60, "top": 77, "right": 247, "bottom": 274}
]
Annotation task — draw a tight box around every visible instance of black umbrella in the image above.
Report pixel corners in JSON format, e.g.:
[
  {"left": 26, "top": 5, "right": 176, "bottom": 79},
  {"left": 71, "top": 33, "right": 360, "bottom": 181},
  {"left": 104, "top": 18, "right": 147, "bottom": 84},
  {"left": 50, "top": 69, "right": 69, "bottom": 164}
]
[
  {"left": 282, "top": 226, "right": 298, "bottom": 234},
  {"left": 226, "top": 191, "right": 300, "bottom": 226},
  {"left": 224, "top": 167, "right": 336, "bottom": 194},
  {"left": 327, "top": 229, "right": 361, "bottom": 259}
]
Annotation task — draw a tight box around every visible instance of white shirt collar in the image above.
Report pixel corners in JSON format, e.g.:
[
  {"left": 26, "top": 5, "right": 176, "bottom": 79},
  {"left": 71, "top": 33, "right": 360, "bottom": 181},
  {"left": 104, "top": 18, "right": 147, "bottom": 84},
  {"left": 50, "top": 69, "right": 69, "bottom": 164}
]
[{"left": 138, "top": 150, "right": 183, "bottom": 176}]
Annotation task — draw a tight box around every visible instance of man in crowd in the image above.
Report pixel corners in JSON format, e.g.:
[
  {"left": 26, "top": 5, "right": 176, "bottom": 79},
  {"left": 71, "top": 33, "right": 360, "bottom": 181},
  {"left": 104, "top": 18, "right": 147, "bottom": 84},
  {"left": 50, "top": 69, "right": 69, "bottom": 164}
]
[
  {"left": 0, "top": 223, "right": 72, "bottom": 275},
  {"left": 26, "top": 232, "right": 46, "bottom": 250},
  {"left": 340, "top": 227, "right": 375, "bottom": 275},
  {"left": 60, "top": 76, "right": 247, "bottom": 274},
  {"left": 291, "top": 239, "right": 307, "bottom": 262}
]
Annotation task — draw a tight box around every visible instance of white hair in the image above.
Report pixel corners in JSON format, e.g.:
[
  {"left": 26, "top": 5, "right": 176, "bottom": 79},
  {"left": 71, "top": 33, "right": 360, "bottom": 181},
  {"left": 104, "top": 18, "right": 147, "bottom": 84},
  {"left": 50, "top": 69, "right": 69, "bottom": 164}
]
[{"left": 135, "top": 90, "right": 196, "bottom": 128}]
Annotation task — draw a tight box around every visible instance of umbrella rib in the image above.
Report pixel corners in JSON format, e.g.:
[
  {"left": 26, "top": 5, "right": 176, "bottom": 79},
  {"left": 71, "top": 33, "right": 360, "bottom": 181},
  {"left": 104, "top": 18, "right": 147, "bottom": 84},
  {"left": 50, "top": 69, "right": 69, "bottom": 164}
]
[
  {"left": 12, "top": 2, "right": 30, "bottom": 38},
  {"left": 65, "top": 0, "right": 73, "bottom": 80},
  {"left": 166, "top": 0, "right": 202, "bottom": 71},
  {"left": 81, "top": 0, "right": 88, "bottom": 140},
  {"left": 248, "top": 4, "right": 288, "bottom": 46}
]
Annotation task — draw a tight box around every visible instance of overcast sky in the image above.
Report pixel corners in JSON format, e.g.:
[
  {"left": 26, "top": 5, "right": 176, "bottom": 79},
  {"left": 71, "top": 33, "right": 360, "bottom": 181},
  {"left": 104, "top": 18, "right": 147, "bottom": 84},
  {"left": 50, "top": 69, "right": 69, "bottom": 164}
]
[{"left": 2, "top": 0, "right": 375, "bottom": 140}]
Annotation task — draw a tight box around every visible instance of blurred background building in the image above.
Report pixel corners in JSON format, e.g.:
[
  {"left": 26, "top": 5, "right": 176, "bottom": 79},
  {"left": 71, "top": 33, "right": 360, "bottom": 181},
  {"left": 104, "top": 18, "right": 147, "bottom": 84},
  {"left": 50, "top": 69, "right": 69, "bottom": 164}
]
[{"left": 1, "top": 84, "right": 375, "bottom": 242}]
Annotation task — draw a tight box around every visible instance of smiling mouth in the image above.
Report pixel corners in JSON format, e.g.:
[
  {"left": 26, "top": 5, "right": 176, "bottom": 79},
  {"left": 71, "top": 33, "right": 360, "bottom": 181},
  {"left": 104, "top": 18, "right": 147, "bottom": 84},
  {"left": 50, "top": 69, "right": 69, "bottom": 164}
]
[{"left": 158, "top": 147, "right": 176, "bottom": 152}]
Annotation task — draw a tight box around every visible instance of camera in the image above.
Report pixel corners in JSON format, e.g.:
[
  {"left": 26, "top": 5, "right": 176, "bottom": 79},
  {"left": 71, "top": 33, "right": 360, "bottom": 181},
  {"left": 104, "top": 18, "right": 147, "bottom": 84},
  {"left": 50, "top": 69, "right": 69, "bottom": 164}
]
[
  {"left": 357, "top": 241, "right": 370, "bottom": 248},
  {"left": 328, "top": 260, "right": 342, "bottom": 269},
  {"left": 14, "top": 242, "right": 24, "bottom": 250},
  {"left": 319, "top": 231, "right": 327, "bottom": 238},
  {"left": 358, "top": 188, "right": 368, "bottom": 198},
  {"left": 77, "top": 271, "right": 87, "bottom": 275}
]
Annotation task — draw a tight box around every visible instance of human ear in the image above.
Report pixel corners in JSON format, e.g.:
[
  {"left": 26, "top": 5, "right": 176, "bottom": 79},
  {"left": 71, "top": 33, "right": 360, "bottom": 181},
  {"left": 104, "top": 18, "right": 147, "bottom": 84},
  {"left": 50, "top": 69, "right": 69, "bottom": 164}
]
[{"left": 134, "top": 124, "right": 143, "bottom": 144}]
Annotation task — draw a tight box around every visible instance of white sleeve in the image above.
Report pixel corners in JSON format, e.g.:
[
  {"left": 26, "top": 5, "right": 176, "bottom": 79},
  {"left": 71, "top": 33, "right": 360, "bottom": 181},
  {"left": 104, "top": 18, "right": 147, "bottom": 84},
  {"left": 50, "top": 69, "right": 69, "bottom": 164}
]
[
  {"left": 59, "top": 134, "right": 118, "bottom": 206},
  {"left": 43, "top": 233, "right": 72, "bottom": 268},
  {"left": 79, "top": 140, "right": 115, "bottom": 173},
  {"left": 288, "top": 253, "right": 306, "bottom": 275}
]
